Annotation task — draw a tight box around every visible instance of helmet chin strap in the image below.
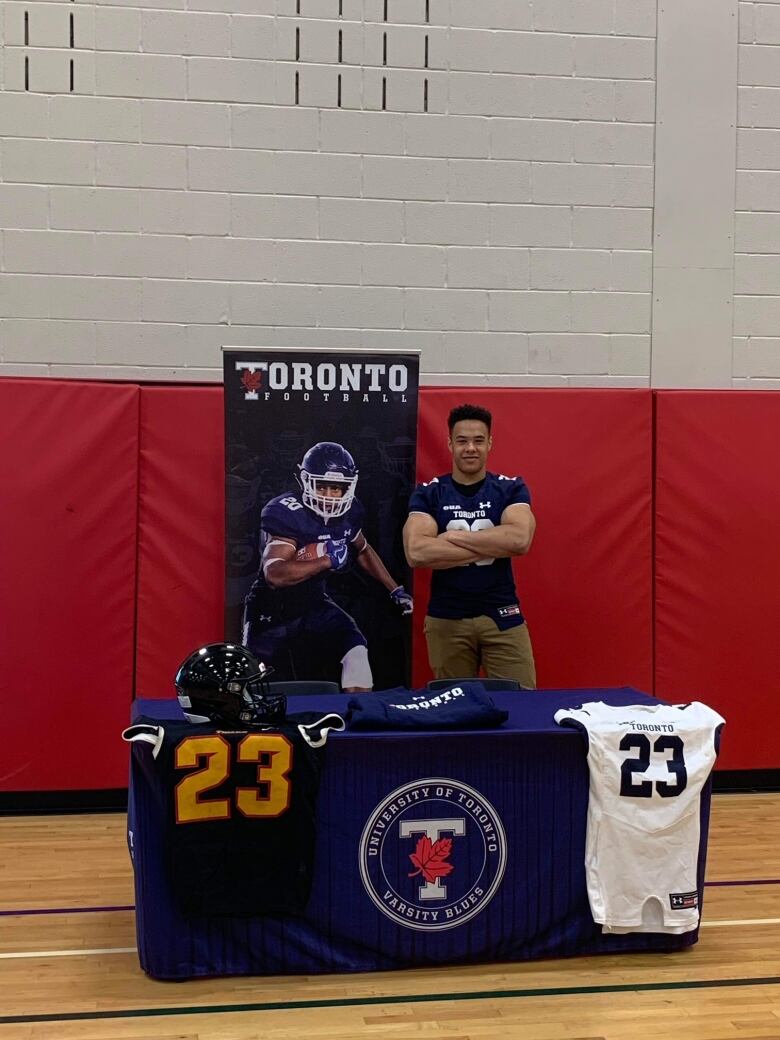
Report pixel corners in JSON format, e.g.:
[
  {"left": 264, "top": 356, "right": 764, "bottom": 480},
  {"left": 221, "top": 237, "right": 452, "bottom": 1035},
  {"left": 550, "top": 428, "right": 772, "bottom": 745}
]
[{"left": 181, "top": 711, "right": 211, "bottom": 726}]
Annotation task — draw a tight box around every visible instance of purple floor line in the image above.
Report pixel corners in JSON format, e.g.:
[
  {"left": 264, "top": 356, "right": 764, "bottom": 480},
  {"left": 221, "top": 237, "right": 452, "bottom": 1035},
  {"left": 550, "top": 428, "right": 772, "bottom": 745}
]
[
  {"left": 705, "top": 879, "right": 780, "bottom": 887},
  {"left": 0, "top": 905, "right": 134, "bottom": 916}
]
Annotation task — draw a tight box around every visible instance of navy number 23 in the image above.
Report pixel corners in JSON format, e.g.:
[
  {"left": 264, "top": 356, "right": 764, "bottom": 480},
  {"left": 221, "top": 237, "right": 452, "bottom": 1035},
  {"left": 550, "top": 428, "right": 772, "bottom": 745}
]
[{"left": 619, "top": 734, "right": 688, "bottom": 798}]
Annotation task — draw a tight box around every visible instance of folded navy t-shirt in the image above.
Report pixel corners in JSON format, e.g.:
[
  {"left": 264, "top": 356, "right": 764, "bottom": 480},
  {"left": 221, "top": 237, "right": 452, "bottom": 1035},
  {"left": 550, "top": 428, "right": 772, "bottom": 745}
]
[{"left": 347, "top": 681, "right": 509, "bottom": 730}]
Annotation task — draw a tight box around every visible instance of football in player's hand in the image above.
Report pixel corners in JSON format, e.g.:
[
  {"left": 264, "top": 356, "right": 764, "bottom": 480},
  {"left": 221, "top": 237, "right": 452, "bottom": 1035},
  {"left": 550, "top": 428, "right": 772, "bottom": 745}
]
[{"left": 296, "top": 542, "right": 325, "bottom": 561}]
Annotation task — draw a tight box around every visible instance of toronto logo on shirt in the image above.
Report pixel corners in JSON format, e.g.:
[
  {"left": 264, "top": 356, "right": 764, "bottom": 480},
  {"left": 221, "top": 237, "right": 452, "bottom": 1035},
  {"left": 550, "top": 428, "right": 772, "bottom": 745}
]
[{"left": 358, "top": 777, "right": 507, "bottom": 932}]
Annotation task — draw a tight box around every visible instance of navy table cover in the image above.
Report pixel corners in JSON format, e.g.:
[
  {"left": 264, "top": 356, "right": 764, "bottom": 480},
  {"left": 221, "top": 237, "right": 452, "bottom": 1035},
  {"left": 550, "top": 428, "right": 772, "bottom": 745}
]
[{"left": 127, "top": 687, "right": 711, "bottom": 979}]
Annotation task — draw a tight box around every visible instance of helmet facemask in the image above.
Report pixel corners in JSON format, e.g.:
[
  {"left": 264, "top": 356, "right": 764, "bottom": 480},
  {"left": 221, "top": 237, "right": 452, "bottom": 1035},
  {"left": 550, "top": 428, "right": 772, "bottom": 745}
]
[
  {"left": 299, "top": 470, "right": 357, "bottom": 520},
  {"left": 230, "top": 668, "right": 286, "bottom": 727}
]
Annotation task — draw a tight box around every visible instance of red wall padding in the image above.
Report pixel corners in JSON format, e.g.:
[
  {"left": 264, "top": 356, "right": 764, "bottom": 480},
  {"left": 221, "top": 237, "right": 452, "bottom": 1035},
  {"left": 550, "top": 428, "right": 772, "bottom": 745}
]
[
  {"left": 413, "top": 390, "right": 654, "bottom": 691},
  {"left": 134, "top": 388, "right": 224, "bottom": 699},
  {"left": 131, "top": 387, "right": 653, "bottom": 699},
  {"left": 655, "top": 392, "right": 780, "bottom": 769},
  {"left": 0, "top": 379, "right": 139, "bottom": 790},
  {"left": 4, "top": 378, "right": 776, "bottom": 790}
]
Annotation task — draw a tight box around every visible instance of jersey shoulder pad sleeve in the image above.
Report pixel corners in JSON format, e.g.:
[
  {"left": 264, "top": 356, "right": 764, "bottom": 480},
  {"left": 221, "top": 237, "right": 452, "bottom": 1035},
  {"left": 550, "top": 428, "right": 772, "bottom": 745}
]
[
  {"left": 260, "top": 494, "right": 308, "bottom": 541},
  {"left": 346, "top": 496, "right": 366, "bottom": 530},
  {"left": 121, "top": 719, "right": 165, "bottom": 757},
  {"left": 554, "top": 702, "right": 597, "bottom": 751},
  {"left": 293, "top": 712, "right": 346, "bottom": 748},
  {"left": 686, "top": 701, "right": 726, "bottom": 729},
  {"left": 494, "top": 473, "right": 531, "bottom": 508},
  {"left": 408, "top": 476, "right": 441, "bottom": 515},
  {"left": 553, "top": 702, "right": 597, "bottom": 726}
]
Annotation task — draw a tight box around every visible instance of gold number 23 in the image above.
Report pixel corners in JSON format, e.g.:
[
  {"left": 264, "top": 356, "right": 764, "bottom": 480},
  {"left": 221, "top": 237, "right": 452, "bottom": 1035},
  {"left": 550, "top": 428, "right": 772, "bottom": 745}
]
[{"left": 174, "top": 733, "right": 293, "bottom": 824}]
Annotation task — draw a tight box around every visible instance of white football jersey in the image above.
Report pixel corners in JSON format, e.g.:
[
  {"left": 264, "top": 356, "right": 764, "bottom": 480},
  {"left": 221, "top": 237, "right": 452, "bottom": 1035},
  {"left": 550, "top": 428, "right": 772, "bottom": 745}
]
[{"left": 554, "top": 701, "right": 725, "bottom": 935}]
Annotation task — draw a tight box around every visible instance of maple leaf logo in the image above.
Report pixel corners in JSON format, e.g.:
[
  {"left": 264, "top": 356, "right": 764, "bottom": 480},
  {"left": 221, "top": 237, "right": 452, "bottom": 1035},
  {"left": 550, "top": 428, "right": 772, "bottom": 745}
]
[
  {"left": 240, "top": 369, "right": 262, "bottom": 393},
  {"left": 408, "top": 835, "right": 454, "bottom": 884}
]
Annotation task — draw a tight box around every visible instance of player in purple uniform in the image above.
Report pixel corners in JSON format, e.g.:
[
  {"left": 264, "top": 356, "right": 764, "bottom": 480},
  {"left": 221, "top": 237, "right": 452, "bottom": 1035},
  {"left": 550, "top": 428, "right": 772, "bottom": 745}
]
[
  {"left": 243, "top": 441, "right": 413, "bottom": 692},
  {"left": 403, "top": 404, "right": 536, "bottom": 688}
]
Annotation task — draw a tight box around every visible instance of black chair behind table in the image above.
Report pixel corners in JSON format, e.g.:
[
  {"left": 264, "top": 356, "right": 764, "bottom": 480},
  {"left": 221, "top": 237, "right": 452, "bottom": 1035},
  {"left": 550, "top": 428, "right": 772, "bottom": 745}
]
[
  {"left": 426, "top": 678, "right": 523, "bottom": 692},
  {"left": 269, "top": 680, "right": 341, "bottom": 696}
]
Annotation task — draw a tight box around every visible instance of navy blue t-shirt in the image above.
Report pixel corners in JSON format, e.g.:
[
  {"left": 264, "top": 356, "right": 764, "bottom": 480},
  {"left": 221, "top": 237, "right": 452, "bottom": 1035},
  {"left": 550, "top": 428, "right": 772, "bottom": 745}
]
[
  {"left": 408, "top": 472, "right": 530, "bottom": 628},
  {"left": 348, "top": 681, "right": 509, "bottom": 730}
]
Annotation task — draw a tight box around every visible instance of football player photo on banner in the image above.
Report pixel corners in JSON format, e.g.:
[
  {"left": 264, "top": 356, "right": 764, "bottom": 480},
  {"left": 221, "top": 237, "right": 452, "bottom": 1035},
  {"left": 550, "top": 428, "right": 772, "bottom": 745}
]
[{"left": 223, "top": 347, "right": 419, "bottom": 692}]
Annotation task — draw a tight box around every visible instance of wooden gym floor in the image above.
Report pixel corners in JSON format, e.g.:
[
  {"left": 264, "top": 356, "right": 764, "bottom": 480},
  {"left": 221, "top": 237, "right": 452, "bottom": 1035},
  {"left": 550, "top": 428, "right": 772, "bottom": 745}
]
[{"left": 0, "top": 792, "right": 778, "bottom": 1040}]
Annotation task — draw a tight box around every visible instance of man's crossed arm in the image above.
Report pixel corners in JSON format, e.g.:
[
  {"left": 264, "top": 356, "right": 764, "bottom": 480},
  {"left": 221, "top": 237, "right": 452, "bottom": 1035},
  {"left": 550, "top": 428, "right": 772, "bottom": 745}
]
[{"left": 403, "top": 505, "right": 535, "bottom": 571}]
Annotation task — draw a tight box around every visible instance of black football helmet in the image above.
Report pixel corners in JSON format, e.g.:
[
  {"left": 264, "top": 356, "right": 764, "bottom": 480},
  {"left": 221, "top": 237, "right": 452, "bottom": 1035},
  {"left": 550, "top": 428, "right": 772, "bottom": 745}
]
[{"left": 174, "top": 643, "right": 286, "bottom": 728}]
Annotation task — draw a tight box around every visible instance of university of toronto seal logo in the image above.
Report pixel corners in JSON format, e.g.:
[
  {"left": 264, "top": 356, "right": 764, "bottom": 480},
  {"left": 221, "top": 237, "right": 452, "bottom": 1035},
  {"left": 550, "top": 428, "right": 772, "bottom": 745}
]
[{"left": 358, "top": 777, "right": 507, "bottom": 932}]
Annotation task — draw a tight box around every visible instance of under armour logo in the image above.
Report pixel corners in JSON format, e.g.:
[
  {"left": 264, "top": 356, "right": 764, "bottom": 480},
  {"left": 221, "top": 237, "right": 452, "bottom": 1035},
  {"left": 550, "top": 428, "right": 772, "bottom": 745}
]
[
  {"left": 479, "top": 501, "right": 491, "bottom": 509},
  {"left": 669, "top": 891, "right": 698, "bottom": 910}
]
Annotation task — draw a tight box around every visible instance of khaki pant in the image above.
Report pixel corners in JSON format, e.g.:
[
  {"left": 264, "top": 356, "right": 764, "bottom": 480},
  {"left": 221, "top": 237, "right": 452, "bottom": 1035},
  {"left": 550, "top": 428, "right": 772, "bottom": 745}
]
[{"left": 423, "top": 615, "right": 536, "bottom": 689}]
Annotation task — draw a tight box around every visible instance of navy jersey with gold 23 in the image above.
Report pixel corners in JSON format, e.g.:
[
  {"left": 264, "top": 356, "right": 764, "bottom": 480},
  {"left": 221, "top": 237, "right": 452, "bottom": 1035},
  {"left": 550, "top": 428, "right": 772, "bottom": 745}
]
[
  {"left": 408, "top": 472, "right": 531, "bottom": 628},
  {"left": 123, "top": 714, "right": 343, "bottom": 917}
]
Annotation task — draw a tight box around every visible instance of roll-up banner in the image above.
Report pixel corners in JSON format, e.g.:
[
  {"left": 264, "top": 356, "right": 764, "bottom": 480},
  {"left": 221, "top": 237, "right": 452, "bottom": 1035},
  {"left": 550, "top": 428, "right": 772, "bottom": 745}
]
[{"left": 223, "top": 347, "right": 419, "bottom": 692}]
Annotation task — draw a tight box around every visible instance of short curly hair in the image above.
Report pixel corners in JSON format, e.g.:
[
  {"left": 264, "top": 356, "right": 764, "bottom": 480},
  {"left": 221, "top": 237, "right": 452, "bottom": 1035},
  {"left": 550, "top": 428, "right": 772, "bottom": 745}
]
[{"left": 447, "top": 403, "right": 492, "bottom": 433}]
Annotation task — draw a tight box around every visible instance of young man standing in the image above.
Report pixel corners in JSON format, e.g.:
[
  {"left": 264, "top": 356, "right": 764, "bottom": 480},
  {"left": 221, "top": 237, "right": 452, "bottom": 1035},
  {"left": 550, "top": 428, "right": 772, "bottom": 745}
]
[{"left": 403, "top": 404, "right": 536, "bottom": 688}]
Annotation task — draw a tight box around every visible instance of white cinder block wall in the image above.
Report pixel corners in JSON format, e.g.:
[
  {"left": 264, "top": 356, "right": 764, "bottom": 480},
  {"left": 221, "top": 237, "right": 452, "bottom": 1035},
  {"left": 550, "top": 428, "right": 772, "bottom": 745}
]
[
  {"left": 736, "top": 0, "right": 780, "bottom": 385},
  {"left": 0, "top": 0, "right": 773, "bottom": 387}
]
